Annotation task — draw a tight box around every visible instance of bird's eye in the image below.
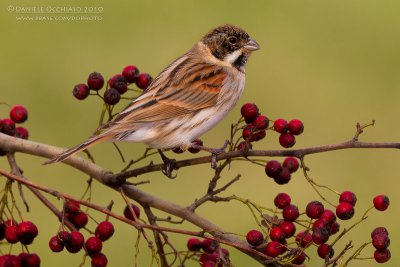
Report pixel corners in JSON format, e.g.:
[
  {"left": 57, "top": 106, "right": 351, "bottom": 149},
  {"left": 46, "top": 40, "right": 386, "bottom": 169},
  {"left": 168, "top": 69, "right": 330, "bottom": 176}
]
[{"left": 228, "top": 36, "right": 237, "bottom": 45}]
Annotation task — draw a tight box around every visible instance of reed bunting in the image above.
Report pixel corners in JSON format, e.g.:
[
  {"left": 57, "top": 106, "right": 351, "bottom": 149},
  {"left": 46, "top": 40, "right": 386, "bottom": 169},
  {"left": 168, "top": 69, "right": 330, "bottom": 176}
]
[{"left": 46, "top": 24, "right": 259, "bottom": 164}]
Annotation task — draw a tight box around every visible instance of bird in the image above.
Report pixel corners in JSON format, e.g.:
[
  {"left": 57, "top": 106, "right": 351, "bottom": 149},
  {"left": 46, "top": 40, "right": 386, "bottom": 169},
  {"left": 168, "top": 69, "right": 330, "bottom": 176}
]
[{"left": 45, "top": 24, "right": 260, "bottom": 164}]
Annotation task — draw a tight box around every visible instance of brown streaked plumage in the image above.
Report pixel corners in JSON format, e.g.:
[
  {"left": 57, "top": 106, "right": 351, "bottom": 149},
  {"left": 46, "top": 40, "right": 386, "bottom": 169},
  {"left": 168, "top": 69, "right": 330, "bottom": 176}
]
[{"left": 45, "top": 24, "right": 259, "bottom": 164}]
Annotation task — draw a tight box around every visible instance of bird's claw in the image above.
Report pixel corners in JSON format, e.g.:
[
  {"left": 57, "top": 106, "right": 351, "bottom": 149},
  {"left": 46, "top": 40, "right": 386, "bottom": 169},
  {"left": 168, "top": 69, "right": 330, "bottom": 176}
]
[{"left": 158, "top": 150, "right": 177, "bottom": 179}]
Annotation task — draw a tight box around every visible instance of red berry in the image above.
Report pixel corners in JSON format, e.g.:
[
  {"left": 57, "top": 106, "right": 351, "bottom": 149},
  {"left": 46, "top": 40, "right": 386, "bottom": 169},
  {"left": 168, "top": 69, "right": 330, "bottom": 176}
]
[
  {"left": 339, "top": 191, "right": 357, "bottom": 206},
  {"left": 0, "top": 255, "right": 21, "bottom": 267},
  {"left": 85, "top": 236, "right": 103, "bottom": 255},
  {"left": 104, "top": 88, "right": 121, "bottom": 105},
  {"left": 246, "top": 230, "right": 264, "bottom": 246},
  {"left": 123, "top": 203, "right": 141, "bottom": 221},
  {"left": 136, "top": 73, "right": 153, "bottom": 89},
  {"left": 291, "top": 251, "right": 306, "bottom": 264},
  {"left": 67, "top": 211, "right": 88, "bottom": 229},
  {"left": 242, "top": 124, "right": 265, "bottom": 142},
  {"left": 237, "top": 141, "right": 252, "bottom": 151},
  {"left": 69, "top": 231, "right": 85, "bottom": 250},
  {"left": 199, "top": 252, "right": 218, "bottom": 264},
  {"left": 95, "top": 221, "right": 115, "bottom": 241},
  {"left": 372, "top": 233, "right": 390, "bottom": 250},
  {"left": 64, "top": 200, "right": 80, "bottom": 215},
  {"left": 188, "top": 139, "right": 203, "bottom": 153},
  {"left": 288, "top": 119, "right": 304, "bottom": 135},
  {"left": 330, "top": 221, "right": 340, "bottom": 235},
  {"left": 273, "top": 119, "right": 288, "bottom": 133},
  {"left": 273, "top": 167, "right": 291, "bottom": 185},
  {"left": 306, "top": 201, "right": 324, "bottom": 219},
  {"left": 252, "top": 115, "right": 269, "bottom": 130},
  {"left": 265, "top": 161, "right": 282, "bottom": 178},
  {"left": 313, "top": 219, "right": 330, "bottom": 232},
  {"left": 87, "top": 72, "right": 105, "bottom": 91},
  {"left": 269, "top": 227, "right": 285, "bottom": 243},
  {"left": 5, "top": 225, "right": 19, "bottom": 243},
  {"left": 336, "top": 202, "right": 354, "bottom": 220},
  {"left": 374, "top": 249, "right": 391, "bottom": 263},
  {"left": 312, "top": 227, "right": 330, "bottom": 244},
  {"left": 73, "top": 84, "right": 90, "bottom": 100},
  {"left": 122, "top": 65, "right": 140, "bottom": 83},
  {"left": 274, "top": 193, "right": 291, "bottom": 209},
  {"left": 172, "top": 147, "right": 184, "bottom": 154},
  {"left": 19, "top": 253, "right": 40, "bottom": 267},
  {"left": 14, "top": 127, "right": 29, "bottom": 139},
  {"left": 371, "top": 227, "right": 388, "bottom": 238},
  {"left": 279, "top": 132, "right": 296, "bottom": 148},
  {"left": 318, "top": 244, "right": 334, "bottom": 259},
  {"left": 373, "top": 195, "right": 390, "bottom": 211},
  {"left": 240, "top": 103, "right": 259, "bottom": 121},
  {"left": 295, "top": 231, "right": 312, "bottom": 248},
  {"left": 91, "top": 253, "right": 108, "bottom": 267},
  {"left": 10, "top": 105, "right": 28, "bottom": 123},
  {"left": 49, "top": 235, "right": 64, "bottom": 252},
  {"left": 279, "top": 221, "right": 296, "bottom": 238},
  {"left": 187, "top": 238, "right": 202, "bottom": 251},
  {"left": 282, "top": 157, "right": 299, "bottom": 173},
  {"left": 57, "top": 230, "right": 71, "bottom": 244},
  {"left": 201, "top": 239, "right": 218, "bottom": 253},
  {"left": 108, "top": 74, "right": 128, "bottom": 94},
  {"left": 264, "top": 241, "right": 285, "bottom": 258},
  {"left": 320, "top": 209, "right": 336, "bottom": 223},
  {"left": 0, "top": 118, "right": 16, "bottom": 136},
  {"left": 17, "top": 221, "right": 38, "bottom": 245},
  {"left": 282, "top": 204, "right": 299, "bottom": 222}
]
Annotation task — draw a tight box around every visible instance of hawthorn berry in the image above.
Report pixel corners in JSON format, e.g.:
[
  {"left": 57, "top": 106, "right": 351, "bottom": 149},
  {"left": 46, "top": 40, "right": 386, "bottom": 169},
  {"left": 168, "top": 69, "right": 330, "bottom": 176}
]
[
  {"left": 136, "top": 73, "right": 153, "bottom": 89},
  {"left": 265, "top": 161, "right": 282, "bottom": 179},
  {"left": 282, "top": 157, "right": 299, "bottom": 173},
  {"left": 282, "top": 204, "right": 299, "bottom": 222},
  {"left": 188, "top": 139, "right": 203, "bottom": 153},
  {"left": 14, "top": 127, "right": 29, "bottom": 139},
  {"left": 87, "top": 72, "right": 105, "bottom": 91},
  {"left": 274, "top": 193, "right": 291, "bottom": 209},
  {"left": 330, "top": 221, "right": 340, "bottom": 235},
  {"left": 108, "top": 74, "right": 128, "bottom": 94},
  {"left": 104, "top": 88, "right": 121, "bottom": 105},
  {"left": 242, "top": 124, "right": 265, "bottom": 142},
  {"left": 288, "top": 119, "right": 304, "bottom": 135},
  {"left": 123, "top": 203, "right": 141, "bottom": 221},
  {"left": 172, "top": 147, "right": 184, "bottom": 154},
  {"left": 69, "top": 231, "right": 85, "bottom": 251},
  {"left": 373, "top": 195, "right": 390, "bottom": 211},
  {"left": 122, "top": 65, "right": 139, "bottom": 83},
  {"left": 318, "top": 244, "right": 334, "bottom": 259},
  {"left": 199, "top": 252, "right": 218, "bottom": 264},
  {"left": 279, "top": 221, "right": 296, "bottom": 238},
  {"left": 201, "top": 239, "right": 218, "bottom": 253},
  {"left": 240, "top": 103, "right": 259, "bottom": 122},
  {"left": 246, "top": 230, "right": 264, "bottom": 246},
  {"left": 73, "top": 84, "right": 90, "bottom": 100},
  {"left": 320, "top": 209, "right": 336, "bottom": 223},
  {"left": 273, "top": 119, "right": 288, "bottom": 133},
  {"left": 264, "top": 241, "right": 285, "bottom": 258},
  {"left": 237, "top": 141, "right": 252, "bottom": 151},
  {"left": 274, "top": 167, "right": 291, "bottom": 184},
  {"left": 67, "top": 211, "right": 88, "bottom": 229},
  {"left": 306, "top": 201, "right": 324, "bottom": 219},
  {"left": 64, "top": 200, "right": 80, "bottom": 215},
  {"left": 295, "top": 231, "right": 312, "bottom": 248},
  {"left": 5, "top": 225, "right": 19, "bottom": 243},
  {"left": 312, "top": 227, "right": 330, "bottom": 244},
  {"left": 371, "top": 227, "right": 388, "bottom": 238},
  {"left": 252, "top": 115, "right": 269, "bottom": 130},
  {"left": 95, "top": 221, "right": 115, "bottom": 241},
  {"left": 19, "top": 253, "right": 40, "bottom": 267},
  {"left": 336, "top": 202, "right": 354, "bottom": 220},
  {"left": 313, "top": 219, "right": 330, "bottom": 233},
  {"left": 372, "top": 233, "right": 390, "bottom": 250},
  {"left": 339, "top": 191, "right": 357, "bottom": 206},
  {"left": 57, "top": 230, "right": 71, "bottom": 244},
  {"left": 187, "top": 238, "right": 202, "bottom": 251},
  {"left": 85, "top": 236, "right": 103, "bottom": 255},
  {"left": 0, "top": 118, "right": 16, "bottom": 136},
  {"left": 269, "top": 227, "right": 285, "bottom": 243},
  {"left": 291, "top": 251, "right": 306, "bottom": 265},
  {"left": 279, "top": 132, "right": 296, "bottom": 148},
  {"left": 9, "top": 105, "right": 28, "bottom": 123},
  {"left": 17, "top": 221, "right": 38, "bottom": 245},
  {"left": 91, "top": 253, "right": 108, "bottom": 267},
  {"left": 374, "top": 249, "right": 391, "bottom": 263},
  {"left": 49, "top": 235, "right": 64, "bottom": 252}
]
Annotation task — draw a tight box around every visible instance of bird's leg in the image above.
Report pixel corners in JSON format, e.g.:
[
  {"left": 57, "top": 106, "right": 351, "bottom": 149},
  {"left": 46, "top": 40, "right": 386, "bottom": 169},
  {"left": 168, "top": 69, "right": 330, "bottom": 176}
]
[
  {"left": 158, "top": 150, "right": 177, "bottom": 179},
  {"left": 190, "top": 140, "right": 230, "bottom": 169}
]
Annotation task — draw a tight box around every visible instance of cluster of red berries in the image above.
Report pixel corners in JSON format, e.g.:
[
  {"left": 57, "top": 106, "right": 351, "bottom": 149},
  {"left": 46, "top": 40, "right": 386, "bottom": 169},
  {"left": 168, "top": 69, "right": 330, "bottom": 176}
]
[
  {"left": 245, "top": 191, "right": 391, "bottom": 264},
  {"left": 239, "top": 103, "right": 304, "bottom": 148},
  {"left": 0, "top": 105, "right": 29, "bottom": 155},
  {"left": 265, "top": 157, "right": 300, "bottom": 185},
  {"left": 186, "top": 237, "right": 229, "bottom": 266},
  {"left": 0, "top": 220, "right": 40, "bottom": 266},
  {"left": 172, "top": 139, "right": 203, "bottom": 154},
  {"left": 48, "top": 200, "right": 115, "bottom": 267},
  {"left": 73, "top": 65, "right": 153, "bottom": 105}
]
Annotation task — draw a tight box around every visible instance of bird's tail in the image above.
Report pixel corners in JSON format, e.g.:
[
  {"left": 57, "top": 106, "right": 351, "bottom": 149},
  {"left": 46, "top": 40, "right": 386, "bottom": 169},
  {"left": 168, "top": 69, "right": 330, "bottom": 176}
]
[{"left": 44, "top": 134, "right": 111, "bottom": 164}]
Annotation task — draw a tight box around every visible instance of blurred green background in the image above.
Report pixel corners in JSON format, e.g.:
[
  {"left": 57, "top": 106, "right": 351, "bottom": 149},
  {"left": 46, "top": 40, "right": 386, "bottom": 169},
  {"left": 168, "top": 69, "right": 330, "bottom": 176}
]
[{"left": 1, "top": 0, "right": 399, "bottom": 266}]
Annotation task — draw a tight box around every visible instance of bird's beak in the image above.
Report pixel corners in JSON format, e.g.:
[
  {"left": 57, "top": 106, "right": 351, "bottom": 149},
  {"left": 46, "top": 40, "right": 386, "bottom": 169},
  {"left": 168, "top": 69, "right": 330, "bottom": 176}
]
[{"left": 243, "top": 38, "right": 260, "bottom": 51}]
